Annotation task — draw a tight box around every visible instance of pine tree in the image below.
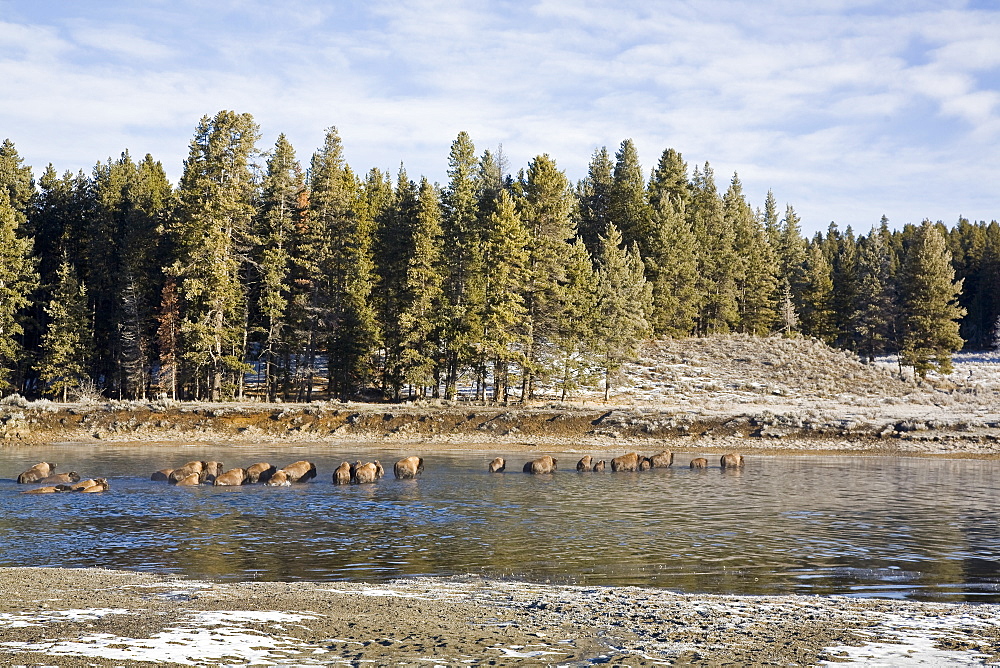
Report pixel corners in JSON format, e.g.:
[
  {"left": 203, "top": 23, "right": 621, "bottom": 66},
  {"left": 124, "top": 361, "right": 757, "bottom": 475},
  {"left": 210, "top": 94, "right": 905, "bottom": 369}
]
[
  {"left": 551, "top": 239, "right": 597, "bottom": 401},
  {"left": 256, "top": 134, "right": 305, "bottom": 401},
  {"left": 374, "top": 166, "right": 419, "bottom": 396},
  {"left": 397, "top": 177, "right": 446, "bottom": 397},
  {"left": 0, "top": 189, "right": 38, "bottom": 392},
  {"left": 725, "top": 174, "right": 778, "bottom": 334},
  {"left": 156, "top": 277, "right": 181, "bottom": 399},
  {"left": 440, "top": 132, "right": 484, "bottom": 399},
  {"left": 480, "top": 190, "right": 529, "bottom": 402},
  {"left": 646, "top": 193, "right": 699, "bottom": 336},
  {"left": 852, "top": 229, "right": 896, "bottom": 361},
  {"left": 690, "top": 163, "right": 738, "bottom": 334},
  {"left": 646, "top": 148, "right": 700, "bottom": 336},
  {"left": 38, "top": 261, "right": 93, "bottom": 401},
  {"left": 576, "top": 146, "right": 614, "bottom": 259},
  {"left": 797, "top": 242, "right": 836, "bottom": 342},
  {"left": 593, "top": 224, "right": 652, "bottom": 401},
  {"left": 610, "top": 139, "right": 652, "bottom": 259},
  {"left": 519, "top": 154, "right": 576, "bottom": 400},
  {"left": 899, "top": 221, "right": 965, "bottom": 377},
  {"left": 170, "top": 111, "right": 259, "bottom": 400}
]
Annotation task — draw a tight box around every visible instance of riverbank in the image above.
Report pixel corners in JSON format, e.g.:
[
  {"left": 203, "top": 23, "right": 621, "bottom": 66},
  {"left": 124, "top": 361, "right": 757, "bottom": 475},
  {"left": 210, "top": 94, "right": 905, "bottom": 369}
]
[
  {"left": 1, "top": 567, "right": 998, "bottom": 666},
  {"left": 3, "top": 337, "right": 1000, "bottom": 457}
]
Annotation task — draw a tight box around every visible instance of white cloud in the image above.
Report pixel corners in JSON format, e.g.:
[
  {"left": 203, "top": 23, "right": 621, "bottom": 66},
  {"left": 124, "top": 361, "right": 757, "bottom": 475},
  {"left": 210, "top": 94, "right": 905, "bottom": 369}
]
[{"left": 0, "top": 1, "right": 997, "bottom": 232}]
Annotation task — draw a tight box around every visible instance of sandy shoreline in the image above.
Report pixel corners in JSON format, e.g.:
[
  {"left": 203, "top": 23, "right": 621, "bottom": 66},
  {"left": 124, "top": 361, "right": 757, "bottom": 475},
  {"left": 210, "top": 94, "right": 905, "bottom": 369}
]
[{"left": 0, "top": 567, "right": 997, "bottom": 666}]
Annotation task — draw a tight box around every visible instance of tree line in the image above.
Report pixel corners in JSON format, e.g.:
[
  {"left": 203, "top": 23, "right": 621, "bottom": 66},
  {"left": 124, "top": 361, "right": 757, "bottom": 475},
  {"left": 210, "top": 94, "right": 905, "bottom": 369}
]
[{"left": 0, "top": 110, "right": 983, "bottom": 402}]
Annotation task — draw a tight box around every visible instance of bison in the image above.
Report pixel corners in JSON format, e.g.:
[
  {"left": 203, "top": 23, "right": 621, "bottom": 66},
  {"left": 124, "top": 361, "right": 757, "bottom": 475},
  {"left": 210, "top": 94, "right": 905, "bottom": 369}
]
[
  {"left": 523, "top": 455, "right": 557, "bottom": 474},
  {"left": 394, "top": 456, "right": 424, "bottom": 479}
]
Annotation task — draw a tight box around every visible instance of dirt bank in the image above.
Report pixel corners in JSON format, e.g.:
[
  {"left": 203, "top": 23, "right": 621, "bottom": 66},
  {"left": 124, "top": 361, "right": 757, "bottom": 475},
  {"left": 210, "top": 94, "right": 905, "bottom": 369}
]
[
  {"left": 2, "top": 568, "right": 999, "bottom": 666},
  {"left": 2, "top": 398, "right": 1000, "bottom": 457}
]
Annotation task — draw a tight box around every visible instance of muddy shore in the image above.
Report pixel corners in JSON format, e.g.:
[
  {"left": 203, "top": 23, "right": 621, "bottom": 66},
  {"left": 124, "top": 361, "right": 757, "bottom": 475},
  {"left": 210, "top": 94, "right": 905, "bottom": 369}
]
[{"left": 1, "top": 567, "right": 999, "bottom": 666}]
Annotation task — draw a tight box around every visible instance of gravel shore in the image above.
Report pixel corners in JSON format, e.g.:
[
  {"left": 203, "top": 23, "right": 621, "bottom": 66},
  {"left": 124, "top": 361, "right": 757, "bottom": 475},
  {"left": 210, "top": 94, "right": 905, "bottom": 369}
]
[{"left": 2, "top": 567, "right": 1000, "bottom": 666}]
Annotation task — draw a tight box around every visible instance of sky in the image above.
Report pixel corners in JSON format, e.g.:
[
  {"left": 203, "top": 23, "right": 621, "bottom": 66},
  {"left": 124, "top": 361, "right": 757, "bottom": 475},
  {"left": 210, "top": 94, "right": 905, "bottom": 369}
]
[{"left": 1, "top": 0, "right": 998, "bottom": 235}]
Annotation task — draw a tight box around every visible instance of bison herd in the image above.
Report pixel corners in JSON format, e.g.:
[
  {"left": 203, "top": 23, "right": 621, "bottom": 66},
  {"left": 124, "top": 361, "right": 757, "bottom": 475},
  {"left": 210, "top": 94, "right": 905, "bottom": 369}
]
[
  {"left": 12, "top": 451, "right": 742, "bottom": 493},
  {"left": 14, "top": 462, "right": 110, "bottom": 494},
  {"left": 148, "top": 455, "right": 425, "bottom": 486},
  {"left": 513, "top": 451, "right": 744, "bottom": 474}
]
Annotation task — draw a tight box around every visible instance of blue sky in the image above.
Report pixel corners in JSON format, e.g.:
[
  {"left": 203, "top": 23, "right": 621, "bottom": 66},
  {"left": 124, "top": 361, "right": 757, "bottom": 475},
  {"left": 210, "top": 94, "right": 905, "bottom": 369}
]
[{"left": 1, "top": 0, "right": 998, "bottom": 234}]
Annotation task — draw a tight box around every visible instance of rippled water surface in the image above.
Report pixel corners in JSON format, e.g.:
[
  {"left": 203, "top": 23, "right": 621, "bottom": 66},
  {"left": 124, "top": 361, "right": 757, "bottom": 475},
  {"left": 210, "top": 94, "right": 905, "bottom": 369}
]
[{"left": 2, "top": 444, "right": 999, "bottom": 602}]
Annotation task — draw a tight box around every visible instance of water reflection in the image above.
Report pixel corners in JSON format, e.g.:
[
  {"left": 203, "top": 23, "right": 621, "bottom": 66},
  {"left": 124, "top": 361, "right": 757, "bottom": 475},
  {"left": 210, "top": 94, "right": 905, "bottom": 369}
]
[{"left": 1, "top": 445, "right": 999, "bottom": 602}]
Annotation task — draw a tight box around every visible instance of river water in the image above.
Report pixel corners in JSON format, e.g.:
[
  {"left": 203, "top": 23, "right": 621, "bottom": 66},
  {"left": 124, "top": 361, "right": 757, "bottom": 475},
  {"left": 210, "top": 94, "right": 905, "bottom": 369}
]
[{"left": 1, "top": 444, "right": 998, "bottom": 602}]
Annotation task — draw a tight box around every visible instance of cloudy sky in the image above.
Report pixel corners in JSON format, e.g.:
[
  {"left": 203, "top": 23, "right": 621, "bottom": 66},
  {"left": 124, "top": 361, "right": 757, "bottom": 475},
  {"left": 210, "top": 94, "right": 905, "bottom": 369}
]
[{"left": 1, "top": 0, "right": 998, "bottom": 234}]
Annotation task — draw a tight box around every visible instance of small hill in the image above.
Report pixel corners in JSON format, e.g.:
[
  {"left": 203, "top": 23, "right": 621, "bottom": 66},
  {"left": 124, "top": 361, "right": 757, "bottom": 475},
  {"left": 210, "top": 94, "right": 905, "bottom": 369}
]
[{"left": 544, "top": 335, "right": 920, "bottom": 406}]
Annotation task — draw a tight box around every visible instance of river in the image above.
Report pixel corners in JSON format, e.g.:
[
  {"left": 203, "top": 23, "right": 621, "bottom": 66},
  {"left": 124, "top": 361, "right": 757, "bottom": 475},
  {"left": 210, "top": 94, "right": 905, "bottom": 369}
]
[{"left": 1, "top": 444, "right": 998, "bottom": 602}]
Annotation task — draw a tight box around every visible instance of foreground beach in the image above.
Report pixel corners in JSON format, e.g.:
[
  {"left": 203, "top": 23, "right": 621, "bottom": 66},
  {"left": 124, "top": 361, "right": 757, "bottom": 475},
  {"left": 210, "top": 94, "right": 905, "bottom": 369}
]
[{"left": 2, "top": 567, "right": 999, "bottom": 666}]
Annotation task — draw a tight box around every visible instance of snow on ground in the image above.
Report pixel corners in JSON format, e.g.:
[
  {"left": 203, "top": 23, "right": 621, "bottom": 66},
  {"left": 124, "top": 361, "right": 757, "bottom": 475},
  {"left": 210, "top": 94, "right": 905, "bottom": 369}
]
[{"left": 0, "top": 610, "right": 321, "bottom": 666}]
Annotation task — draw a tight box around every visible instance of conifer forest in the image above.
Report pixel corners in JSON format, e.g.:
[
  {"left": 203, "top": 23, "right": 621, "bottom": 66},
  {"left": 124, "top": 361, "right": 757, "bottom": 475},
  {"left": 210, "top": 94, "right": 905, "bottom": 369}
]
[{"left": 0, "top": 110, "right": 989, "bottom": 402}]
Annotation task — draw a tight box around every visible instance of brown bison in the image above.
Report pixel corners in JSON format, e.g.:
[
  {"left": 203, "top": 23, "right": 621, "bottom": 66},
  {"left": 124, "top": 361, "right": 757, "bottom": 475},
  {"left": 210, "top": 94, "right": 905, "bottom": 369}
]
[
  {"left": 610, "top": 452, "right": 641, "bottom": 472},
  {"left": 38, "top": 472, "right": 80, "bottom": 485},
  {"left": 21, "top": 486, "right": 60, "bottom": 494},
  {"left": 265, "top": 470, "right": 291, "bottom": 486},
  {"left": 394, "top": 456, "right": 424, "bottom": 479},
  {"left": 374, "top": 461, "right": 385, "bottom": 479},
  {"left": 168, "top": 461, "right": 206, "bottom": 485},
  {"left": 245, "top": 462, "right": 276, "bottom": 484},
  {"left": 202, "top": 461, "right": 225, "bottom": 483},
  {"left": 213, "top": 468, "right": 247, "bottom": 486},
  {"left": 721, "top": 453, "right": 745, "bottom": 469},
  {"left": 278, "top": 461, "right": 317, "bottom": 483},
  {"left": 488, "top": 457, "right": 505, "bottom": 473},
  {"left": 173, "top": 472, "right": 201, "bottom": 487},
  {"left": 151, "top": 468, "right": 173, "bottom": 482},
  {"left": 17, "top": 462, "right": 55, "bottom": 484},
  {"left": 523, "top": 455, "right": 557, "bottom": 474},
  {"left": 332, "top": 462, "right": 352, "bottom": 485},
  {"left": 592, "top": 460, "right": 606, "bottom": 472},
  {"left": 649, "top": 450, "right": 673, "bottom": 468},
  {"left": 576, "top": 456, "right": 593, "bottom": 472},
  {"left": 353, "top": 462, "right": 380, "bottom": 484},
  {"left": 76, "top": 478, "right": 109, "bottom": 493},
  {"left": 690, "top": 457, "right": 709, "bottom": 469}
]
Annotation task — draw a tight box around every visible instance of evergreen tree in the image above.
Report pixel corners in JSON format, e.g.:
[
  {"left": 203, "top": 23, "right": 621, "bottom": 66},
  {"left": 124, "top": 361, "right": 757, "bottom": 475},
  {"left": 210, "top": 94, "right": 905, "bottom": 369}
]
[
  {"left": 899, "top": 221, "right": 965, "bottom": 376},
  {"left": 852, "top": 229, "right": 896, "bottom": 361},
  {"left": 518, "top": 154, "right": 576, "bottom": 400},
  {"left": 646, "top": 193, "right": 699, "bottom": 336},
  {"left": 647, "top": 148, "right": 691, "bottom": 214},
  {"left": 778, "top": 204, "right": 808, "bottom": 283},
  {"left": 593, "top": 224, "right": 652, "bottom": 401},
  {"left": 610, "top": 139, "right": 651, "bottom": 259},
  {"left": 551, "top": 239, "right": 597, "bottom": 401},
  {"left": 646, "top": 148, "right": 699, "bottom": 336},
  {"left": 38, "top": 261, "right": 92, "bottom": 401},
  {"left": 374, "top": 166, "right": 419, "bottom": 396},
  {"left": 0, "top": 190, "right": 38, "bottom": 392},
  {"left": 797, "top": 242, "right": 836, "bottom": 342},
  {"left": 440, "top": 132, "right": 484, "bottom": 399},
  {"left": 690, "top": 163, "right": 738, "bottom": 334},
  {"left": 397, "top": 177, "right": 446, "bottom": 397},
  {"left": 170, "top": 111, "right": 259, "bottom": 400},
  {"left": 0, "top": 139, "right": 34, "bottom": 218},
  {"left": 479, "top": 189, "right": 529, "bottom": 402},
  {"left": 576, "top": 146, "right": 614, "bottom": 259},
  {"left": 762, "top": 190, "right": 781, "bottom": 251},
  {"left": 725, "top": 174, "right": 778, "bottom": 334},
  {"left": 256, "top": 134, "right": 305, "bottom": 401}
]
